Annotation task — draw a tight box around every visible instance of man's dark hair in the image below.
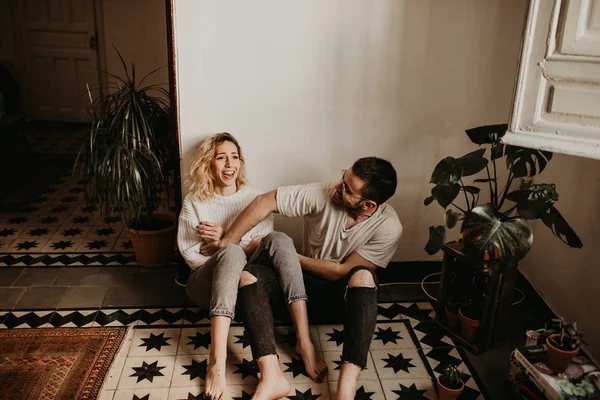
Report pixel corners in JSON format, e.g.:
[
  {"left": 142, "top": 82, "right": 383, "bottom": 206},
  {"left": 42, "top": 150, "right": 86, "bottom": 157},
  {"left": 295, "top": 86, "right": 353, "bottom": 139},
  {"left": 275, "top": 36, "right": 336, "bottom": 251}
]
[{"left": 352, "top": 157, "right": 397, "bottom": 205}]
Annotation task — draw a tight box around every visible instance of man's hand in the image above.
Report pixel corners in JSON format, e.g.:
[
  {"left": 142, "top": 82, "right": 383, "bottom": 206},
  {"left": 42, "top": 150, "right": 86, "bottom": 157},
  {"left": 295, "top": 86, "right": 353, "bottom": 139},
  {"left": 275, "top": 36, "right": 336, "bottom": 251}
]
[
  {"left": 243, "top": 235, "right": 265, "bottom": 257},
  {"left": 197, "top": 221, "right": 224, "bottom": 242},
  {"left": 200, "top": 240, "right": 222, "bottom": 256}
]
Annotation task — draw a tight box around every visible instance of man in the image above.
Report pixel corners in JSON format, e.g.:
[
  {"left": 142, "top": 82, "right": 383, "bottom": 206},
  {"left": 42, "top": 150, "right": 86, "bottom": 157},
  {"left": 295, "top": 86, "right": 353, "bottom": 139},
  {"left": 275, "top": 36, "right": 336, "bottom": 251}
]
[{"left": 202, "top": 157, "right": 402, "bottom": 400}]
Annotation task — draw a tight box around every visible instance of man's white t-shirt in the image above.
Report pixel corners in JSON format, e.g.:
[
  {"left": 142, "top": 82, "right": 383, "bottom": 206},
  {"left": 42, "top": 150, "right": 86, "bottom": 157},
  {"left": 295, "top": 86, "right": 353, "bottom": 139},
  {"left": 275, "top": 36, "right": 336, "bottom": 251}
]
[{"left": 276, "top": 182, "right": 403, "bottom": 268}]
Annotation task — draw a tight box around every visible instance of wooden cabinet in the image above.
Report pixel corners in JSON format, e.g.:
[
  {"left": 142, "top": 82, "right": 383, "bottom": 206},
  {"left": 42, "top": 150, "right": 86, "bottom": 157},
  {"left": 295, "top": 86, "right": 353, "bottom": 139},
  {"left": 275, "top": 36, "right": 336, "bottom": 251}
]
[{"left": 504, "top": 0, "right": 600, "bottom": 159}]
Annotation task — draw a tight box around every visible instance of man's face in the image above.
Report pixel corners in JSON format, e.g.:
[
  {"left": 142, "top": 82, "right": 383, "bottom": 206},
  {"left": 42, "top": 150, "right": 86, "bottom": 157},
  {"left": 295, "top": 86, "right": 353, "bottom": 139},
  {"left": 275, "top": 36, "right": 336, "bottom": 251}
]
[{"left": 332, "top": 168, "right": 368, "bottom": 210}]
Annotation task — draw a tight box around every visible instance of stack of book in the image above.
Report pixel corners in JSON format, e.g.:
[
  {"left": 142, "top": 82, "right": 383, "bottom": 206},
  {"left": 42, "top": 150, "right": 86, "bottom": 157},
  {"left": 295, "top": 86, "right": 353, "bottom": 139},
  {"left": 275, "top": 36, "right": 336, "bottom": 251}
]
[{"left": 509, "top": 345, "right": 600, "bottom": 399}]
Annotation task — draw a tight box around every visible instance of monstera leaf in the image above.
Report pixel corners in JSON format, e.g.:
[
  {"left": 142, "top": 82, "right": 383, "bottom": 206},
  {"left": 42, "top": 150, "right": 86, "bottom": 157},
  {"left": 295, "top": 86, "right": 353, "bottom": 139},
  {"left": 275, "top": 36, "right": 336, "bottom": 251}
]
[
  {"left": 425, "top": 225, "right": 446, "bottom": 255},
  {"left": 430, "top": 157, "right": 462, "bottom": 186},
  {"left": 506, "top": 183, "right": 559, "bottom": 219},
  {"left": 541, "top": 206, "right": 583, "bottom": 248},
  {"left": 461, "top": 204, "right": 533, "bottom": 263},
  {"left": 505, "top": 146, "right": 553, "bottom": 178},
  {"left": 465, "top": 124, "right": 508, "bottom": 145}
]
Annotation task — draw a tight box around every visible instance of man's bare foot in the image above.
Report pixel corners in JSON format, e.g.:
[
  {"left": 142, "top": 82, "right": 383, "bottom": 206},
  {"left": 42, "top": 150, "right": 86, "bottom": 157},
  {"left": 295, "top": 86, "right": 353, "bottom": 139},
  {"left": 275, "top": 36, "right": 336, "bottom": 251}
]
[
  {"left": 205, "top": 359, "right": 231, "bottom": 400},
  {"left": 296, "top": 340, "right": 328, "bottom": 382},
  {"left": 252, "top": 366, "right": 290, "bottom": 400}
]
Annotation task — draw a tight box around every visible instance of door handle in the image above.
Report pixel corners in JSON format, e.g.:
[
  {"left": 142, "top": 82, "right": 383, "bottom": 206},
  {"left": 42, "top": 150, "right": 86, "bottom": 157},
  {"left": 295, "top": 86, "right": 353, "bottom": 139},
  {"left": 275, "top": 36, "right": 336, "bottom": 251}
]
[{"left": 89, "top": 36, "right": 97, "bottom": 50}]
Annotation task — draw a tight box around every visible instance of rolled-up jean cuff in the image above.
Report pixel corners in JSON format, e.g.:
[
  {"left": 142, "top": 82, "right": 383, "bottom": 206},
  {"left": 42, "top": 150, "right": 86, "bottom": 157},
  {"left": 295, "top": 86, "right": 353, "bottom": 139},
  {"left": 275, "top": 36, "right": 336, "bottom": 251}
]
[
  {"left": 209, "top": 309, "right": 235, "bottom": 319},
  {"left": 340, "top": 356, "right": 367, "bottom": 370},
  {"left": 287, "top": 294, "right": 308, "bottom": 304}
]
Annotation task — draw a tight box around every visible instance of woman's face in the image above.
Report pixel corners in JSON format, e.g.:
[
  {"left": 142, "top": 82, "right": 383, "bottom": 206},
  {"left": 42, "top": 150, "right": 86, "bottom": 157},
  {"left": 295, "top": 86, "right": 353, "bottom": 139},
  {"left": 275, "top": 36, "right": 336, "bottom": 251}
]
[{"left": 211, "top": 140, "right": 241, "bottom": 189}]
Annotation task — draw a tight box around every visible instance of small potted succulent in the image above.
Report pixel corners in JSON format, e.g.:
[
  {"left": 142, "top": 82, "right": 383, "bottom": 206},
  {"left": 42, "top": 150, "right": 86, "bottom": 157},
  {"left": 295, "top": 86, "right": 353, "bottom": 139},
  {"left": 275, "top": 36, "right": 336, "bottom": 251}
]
[
  {"left": 437, "top": 364, "right": 464, "bottom": 400},
  {"left": 543, "top": 318, "right": 583, "bottom": 372}
]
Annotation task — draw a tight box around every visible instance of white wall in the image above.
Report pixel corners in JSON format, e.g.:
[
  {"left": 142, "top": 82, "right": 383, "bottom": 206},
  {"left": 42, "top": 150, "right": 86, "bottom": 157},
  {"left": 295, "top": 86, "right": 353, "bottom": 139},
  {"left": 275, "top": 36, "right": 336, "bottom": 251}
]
[
  {"left": 520, "top": 155, "right": 600, "bottom": 359},
  {"left": 174, "top": 0, "right": 527, "bottom": 260}
]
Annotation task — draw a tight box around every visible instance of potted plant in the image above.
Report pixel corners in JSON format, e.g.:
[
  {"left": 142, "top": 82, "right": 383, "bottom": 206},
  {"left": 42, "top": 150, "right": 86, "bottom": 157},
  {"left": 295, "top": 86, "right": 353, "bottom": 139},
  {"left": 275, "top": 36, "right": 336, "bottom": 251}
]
[
  {"left": 75, "top": 49, "right": 178, "bottom": 267},
  {"left": 542, "top": 318, "right": 583, "bottom": 372},
  {"left": 437, "top": 364, "right": 464, "bottom": 400},
  {"left": 424, "top": 124, "right": 581, "bottom": 342}
]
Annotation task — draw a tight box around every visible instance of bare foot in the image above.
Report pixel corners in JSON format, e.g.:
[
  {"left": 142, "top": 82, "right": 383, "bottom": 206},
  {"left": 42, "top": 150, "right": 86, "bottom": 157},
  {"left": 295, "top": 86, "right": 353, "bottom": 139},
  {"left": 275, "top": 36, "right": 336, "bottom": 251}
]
[
  {"left": 205, "top": 359, "right": 231, "bottom": 400},
  {"left": 252, "top": 371, "right": 290, "bottom": 400},
  {"left": 296, "top": 340, "right": 328, "bottom": 382}
]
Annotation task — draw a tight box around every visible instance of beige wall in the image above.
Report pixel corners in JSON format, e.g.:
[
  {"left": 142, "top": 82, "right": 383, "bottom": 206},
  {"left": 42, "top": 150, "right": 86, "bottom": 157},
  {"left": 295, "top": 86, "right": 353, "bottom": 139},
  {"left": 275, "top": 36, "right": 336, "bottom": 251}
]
[
  {"left": 174, "top": 0, "right": 528, "bottom": 261},
  {"left": 100, "top": 0, "right": 168, "bottom": 89},
  {"left": 520, "top": 155, "right": 600, "bottom": 359}
]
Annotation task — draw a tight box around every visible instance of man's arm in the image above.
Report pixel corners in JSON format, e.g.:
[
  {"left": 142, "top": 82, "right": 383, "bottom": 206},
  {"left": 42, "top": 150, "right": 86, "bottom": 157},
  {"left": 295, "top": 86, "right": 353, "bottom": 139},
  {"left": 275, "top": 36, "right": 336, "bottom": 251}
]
[
  {"left": 200, "top": 190, "right": 278, "bottom": 255},
  {"left": 298, "top": 252, "right": 378, "bottom": 281}
]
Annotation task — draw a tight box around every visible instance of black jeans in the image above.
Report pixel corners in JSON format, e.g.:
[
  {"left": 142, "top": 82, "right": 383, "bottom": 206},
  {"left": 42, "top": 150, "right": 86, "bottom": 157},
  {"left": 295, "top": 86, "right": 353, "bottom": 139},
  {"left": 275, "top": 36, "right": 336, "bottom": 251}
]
[{"left": 238, "top": 264, "right": 379, "bottom": 368}]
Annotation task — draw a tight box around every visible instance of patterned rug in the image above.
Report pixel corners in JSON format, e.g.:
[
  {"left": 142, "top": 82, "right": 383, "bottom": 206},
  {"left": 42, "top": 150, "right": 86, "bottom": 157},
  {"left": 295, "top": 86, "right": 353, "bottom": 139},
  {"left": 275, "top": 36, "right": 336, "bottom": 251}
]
[{"left": 0, "top": 327, "right": 127, "bottom": 399}]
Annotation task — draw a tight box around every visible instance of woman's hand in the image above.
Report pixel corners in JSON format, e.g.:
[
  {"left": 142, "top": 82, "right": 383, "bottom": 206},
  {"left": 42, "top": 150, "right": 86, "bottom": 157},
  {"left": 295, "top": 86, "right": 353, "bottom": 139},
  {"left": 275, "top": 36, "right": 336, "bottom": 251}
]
[
  {"left": 243, "top": 235, "right": 265, "bottom": 257},
  {"left": 200, "top": 240, "right": 221, "bottom": 256},
  {"left": 197, "top": 221, "right": 224, "bottom": 242}
]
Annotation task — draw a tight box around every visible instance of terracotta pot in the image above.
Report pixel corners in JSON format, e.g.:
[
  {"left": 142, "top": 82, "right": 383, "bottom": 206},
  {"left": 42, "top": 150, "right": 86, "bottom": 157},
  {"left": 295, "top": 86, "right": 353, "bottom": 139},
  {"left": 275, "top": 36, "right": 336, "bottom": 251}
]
[
  {"left": 459, "top": 307, "right": 480, "bottom": 344},
  {"left": 546, "top": 334, "right": 579, "bottom": 372},
  {"left": 445, "top": 306, "right": 460, "bottom": 330},
  {"left": 437, "top": 375, "right": 464, "bottom": 400},
  {"left": 128, "top": 213, "right": 177, "bottom": 267}
]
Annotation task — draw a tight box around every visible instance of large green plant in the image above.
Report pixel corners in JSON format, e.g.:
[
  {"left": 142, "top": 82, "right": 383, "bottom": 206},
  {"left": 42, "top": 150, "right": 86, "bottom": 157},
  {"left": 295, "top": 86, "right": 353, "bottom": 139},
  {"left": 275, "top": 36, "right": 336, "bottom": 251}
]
[
  {"left": 424, "top": 124, "right": 582, "bottom": 266},
  {"left": 75, "top": 49, "right": 175, "bottom": 230}
]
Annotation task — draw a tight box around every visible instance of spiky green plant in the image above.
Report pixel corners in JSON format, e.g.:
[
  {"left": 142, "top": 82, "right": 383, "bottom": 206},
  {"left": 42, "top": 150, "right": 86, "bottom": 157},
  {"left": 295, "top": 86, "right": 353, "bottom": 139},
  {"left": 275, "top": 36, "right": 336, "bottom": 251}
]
[
  {"left": 439, "top": 364, "right": 463, "bottom": 390},
  {"left": 75, "top": 47, "right": 175, "bottom": 230}
]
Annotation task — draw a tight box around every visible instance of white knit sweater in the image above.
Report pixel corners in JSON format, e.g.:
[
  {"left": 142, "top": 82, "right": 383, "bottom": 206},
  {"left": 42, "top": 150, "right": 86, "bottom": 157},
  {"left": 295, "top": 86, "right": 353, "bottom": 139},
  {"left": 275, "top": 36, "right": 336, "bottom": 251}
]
[{"left": 177, "top": 186, "right": 274, "bottom": 270}]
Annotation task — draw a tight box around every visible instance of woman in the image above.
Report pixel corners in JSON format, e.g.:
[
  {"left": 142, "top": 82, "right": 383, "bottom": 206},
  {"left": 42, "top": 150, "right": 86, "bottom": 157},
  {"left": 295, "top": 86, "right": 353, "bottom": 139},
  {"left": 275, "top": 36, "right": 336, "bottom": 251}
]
[{"left": 178, "top": 132, "right": 273, "bottom": 400}]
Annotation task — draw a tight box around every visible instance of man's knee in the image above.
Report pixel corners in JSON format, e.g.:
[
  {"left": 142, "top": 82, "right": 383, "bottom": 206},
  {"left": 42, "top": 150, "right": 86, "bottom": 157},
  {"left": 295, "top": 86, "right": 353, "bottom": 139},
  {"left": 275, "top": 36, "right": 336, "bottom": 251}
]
[
  {"left": 219, "top": 244, "right": 246, "bottom": 262},
  {"left": 262, "top": 231, "right": 293, "bottom": 247},
  {"left": 348, "top": 268, "right": 376, "bottom": 288},
  {"left": 239, "top": 271, "right": 257, "bottom": 288}
]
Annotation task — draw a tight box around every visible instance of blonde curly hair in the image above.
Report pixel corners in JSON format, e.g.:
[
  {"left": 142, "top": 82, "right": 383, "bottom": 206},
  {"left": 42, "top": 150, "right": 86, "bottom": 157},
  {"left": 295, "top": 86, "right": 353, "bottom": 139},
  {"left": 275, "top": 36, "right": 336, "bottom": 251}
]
[{"left": 188, "top": 133, "right": 247, "bottom": 201}]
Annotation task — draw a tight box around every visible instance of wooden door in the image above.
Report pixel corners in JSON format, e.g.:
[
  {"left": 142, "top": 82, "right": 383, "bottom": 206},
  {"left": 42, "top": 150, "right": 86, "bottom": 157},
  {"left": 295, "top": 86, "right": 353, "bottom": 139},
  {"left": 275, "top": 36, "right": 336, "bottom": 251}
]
[{"left": 16, "top": 0, "right": 99, "bottom": 121}]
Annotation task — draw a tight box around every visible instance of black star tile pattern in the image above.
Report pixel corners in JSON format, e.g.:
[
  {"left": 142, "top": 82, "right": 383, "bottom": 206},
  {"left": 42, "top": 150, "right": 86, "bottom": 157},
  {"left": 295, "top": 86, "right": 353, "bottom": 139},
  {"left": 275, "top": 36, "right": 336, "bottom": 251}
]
[
  {"left": 51, "top": 206, "right": 68, "bottom": 213},
  {"left": 133, "top": 395, "right": 150, "bottom": 400},
  {"left": 121, "top": 240, "right": 133, "bottom": 250},
  {"left": 326, "top": 328, "right": 344, "bottom": 346},
  {"left": 354, "top": 386, "right": 376, "bottom": 400},
  {"left": 40, "top": 216, "right": 59, "bottom": 224},
  {"left": 104, "top": 216, "right": 120, "bottom": 224},
  {"left": 0, "top": 228, "right": 16, "bottom": 237},
  {"left": 8, "top": 217, "right": 27, "bottom": 224},
  {"left": 95, "top": 227, "right": 116, "bottom": 236},
  {"left": 287, "top": 388, "right": 321, "bottom": 400},
  {"left": 382, "top": 352, "right": 417, "bottom": 374},
  {"left": 72, "top": 216, "right": 90, "bottom": 224},
  {"left": 16, "top": 240, "right": 38, "bottom": 250},
  {"left": 51, "top": 240, "right": 73, "bottom": 250},
  {"left": 81, "top": 205, "right": 97, "bottom": 212},
  {"left": 279, "top": 330, "right": 297, "bottom": 348},
  {"left": 233, "top": 358, "right": 259, "bottom": 379},
  {"left": 373, "top": 326, "right": 402, "bottom": 345},
  {"left": 130, "top": 360, "right": 165, "bottom": 383},
  {"left": 60, "top": 196, "right": 77, "bottom": 203},
  {"left": 178, "top": 394, "right": 204, "bottom": 400},
  {"left": 283, "top": 356, "right": 309, "bottom": 378},
  {"left": 86, "top": 240, "right": 109, "bottom": 250},
  {"left": 426, "top": 347, "right": 463, "bottom": 374},
  {"left": 391, "top": 383, "right": 428, "bottom": 399},
  {"left": 182, "top": 359, "right": 208, "bottom": 381},
  {"left": 187, "top": 331, "right": 211, "bottom": 350},
  {"left": 139, "top": 332, "right": 171, "bottom": 351},
  {"left": 62, "top": 228, "right": 83, "bottom": 237},
  {"left": 28, "top": 228, "right": 50, "bottom": 236}
]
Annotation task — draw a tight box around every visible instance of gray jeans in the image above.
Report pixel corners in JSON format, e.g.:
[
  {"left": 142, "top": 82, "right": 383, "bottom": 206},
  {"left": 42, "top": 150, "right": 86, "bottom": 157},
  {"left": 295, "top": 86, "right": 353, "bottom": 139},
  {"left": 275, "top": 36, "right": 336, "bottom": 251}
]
[
  {"left": 186, "top": 232, "right": 307, "bottom": 319},
  {"left": 186, "top": 244, "right": 247, "bottom": 319}
]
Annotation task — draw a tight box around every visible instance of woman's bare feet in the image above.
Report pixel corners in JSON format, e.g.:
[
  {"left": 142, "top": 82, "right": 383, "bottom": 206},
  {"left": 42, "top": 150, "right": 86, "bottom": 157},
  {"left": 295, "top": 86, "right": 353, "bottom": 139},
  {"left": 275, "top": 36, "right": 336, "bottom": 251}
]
[
  {"left": 253, "top": 355, "right": 291, "bottom": 400},
  {"left": 205, "top": 358, "right": 231, "bottom": 400},
  {"left": 296, "top": 340, "right": 328, "bottom": 382}
]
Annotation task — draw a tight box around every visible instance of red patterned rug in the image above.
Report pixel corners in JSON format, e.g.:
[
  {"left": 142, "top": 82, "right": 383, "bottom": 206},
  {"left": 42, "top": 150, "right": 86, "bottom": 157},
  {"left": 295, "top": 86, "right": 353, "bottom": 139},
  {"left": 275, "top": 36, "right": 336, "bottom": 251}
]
[{"left": 0, "top": 327, "right": 127, "bottom": 400}]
